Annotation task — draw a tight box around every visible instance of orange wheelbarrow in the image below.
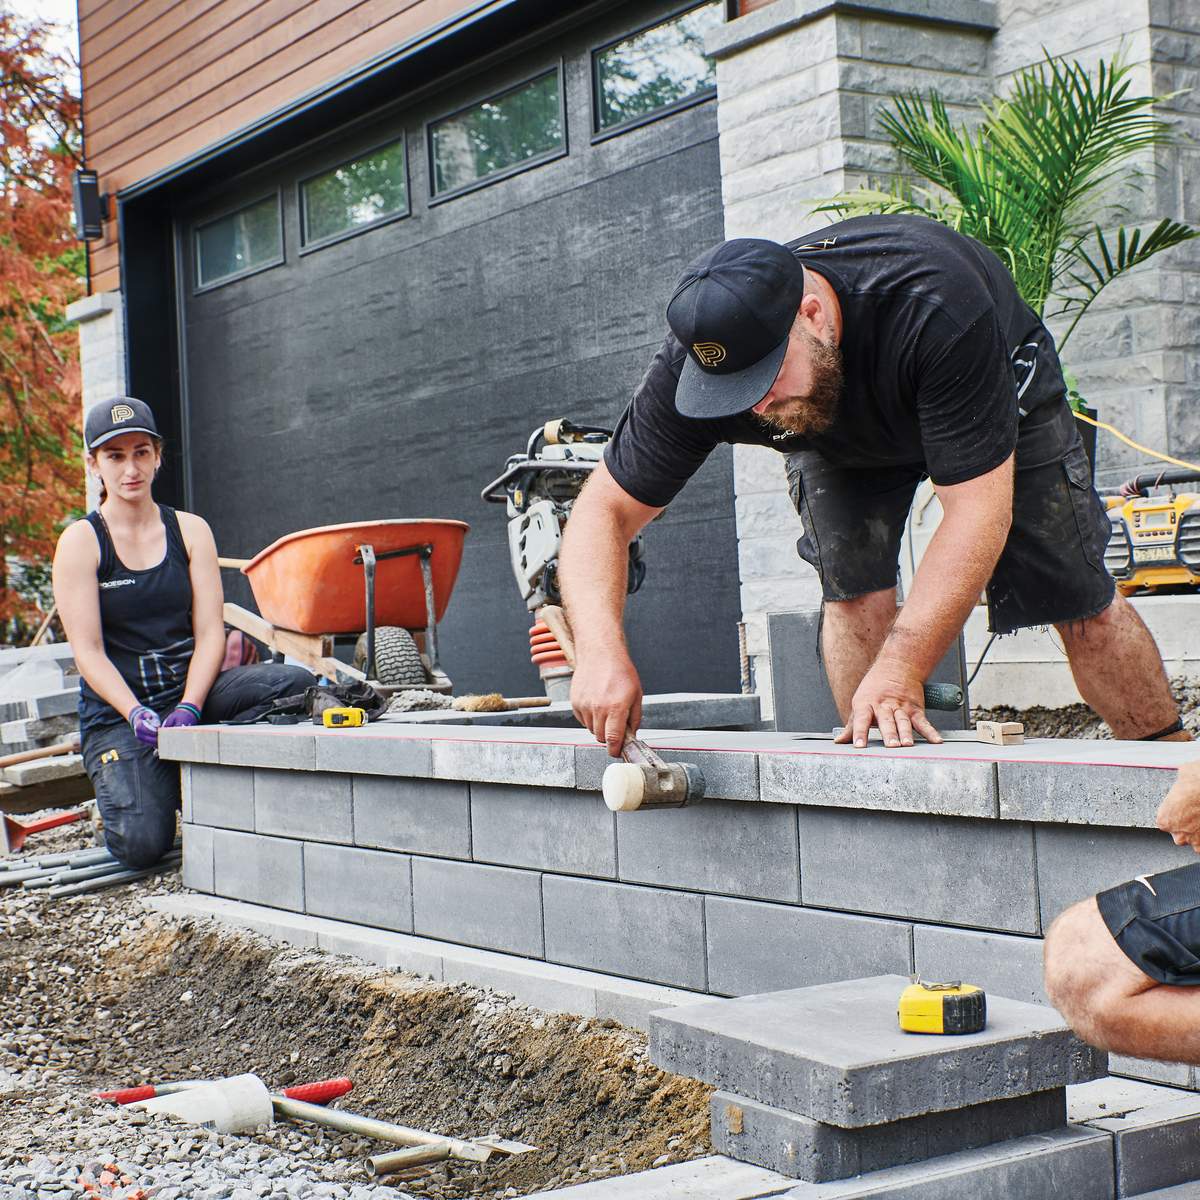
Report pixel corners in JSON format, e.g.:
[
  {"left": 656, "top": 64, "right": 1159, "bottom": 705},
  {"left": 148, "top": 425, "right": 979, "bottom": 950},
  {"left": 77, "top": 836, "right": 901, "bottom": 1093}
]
[{"left": 218, "top": 519, "right": 469, "bottom": 691}]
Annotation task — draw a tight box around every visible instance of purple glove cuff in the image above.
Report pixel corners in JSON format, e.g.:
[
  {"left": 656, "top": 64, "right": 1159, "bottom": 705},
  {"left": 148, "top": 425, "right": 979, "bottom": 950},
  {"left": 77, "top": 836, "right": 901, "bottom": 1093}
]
[
  {"left": 128, "top": 705, "right": 161, "bottom": 747},
  {"left": 161, "top": 702, "right": 202, "bottom": 730}
]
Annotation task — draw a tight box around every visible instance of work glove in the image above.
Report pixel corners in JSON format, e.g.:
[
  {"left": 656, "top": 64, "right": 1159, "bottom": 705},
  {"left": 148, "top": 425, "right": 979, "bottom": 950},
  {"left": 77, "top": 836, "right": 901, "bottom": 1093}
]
[
  {"left": 128, "top": 705, "right": 162, "bottom": 747},
  {"left": 161, "top": 702, "right": 202, "bottom": 730}
]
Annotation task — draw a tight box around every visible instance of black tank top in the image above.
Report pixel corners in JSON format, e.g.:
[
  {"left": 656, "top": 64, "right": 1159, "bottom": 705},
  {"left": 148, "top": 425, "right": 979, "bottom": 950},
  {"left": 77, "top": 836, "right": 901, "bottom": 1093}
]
[{"left": 78, "top": 505, "right": 195, "bottom": 736}]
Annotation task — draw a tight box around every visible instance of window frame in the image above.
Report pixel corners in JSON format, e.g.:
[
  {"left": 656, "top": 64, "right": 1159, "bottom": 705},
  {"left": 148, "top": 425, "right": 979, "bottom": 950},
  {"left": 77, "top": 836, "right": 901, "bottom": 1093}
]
[
  {"left": 425, "top": 62, "right": 569, "bottom": 206},
  {"left": 192, "top": 189, "right": 286, "bottom": 294},
  {"left": 297, "top": 133, "right": 411, "bottom": 256},
  {"left": 589, "top": 0, "right": 722, "bottom": 144}
]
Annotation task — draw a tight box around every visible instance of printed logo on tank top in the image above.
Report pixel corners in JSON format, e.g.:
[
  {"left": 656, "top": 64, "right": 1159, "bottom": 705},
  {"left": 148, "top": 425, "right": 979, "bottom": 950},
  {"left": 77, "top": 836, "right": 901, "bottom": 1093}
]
[{"left": 99, "top": 578, "right": 136, "bottom": 589}]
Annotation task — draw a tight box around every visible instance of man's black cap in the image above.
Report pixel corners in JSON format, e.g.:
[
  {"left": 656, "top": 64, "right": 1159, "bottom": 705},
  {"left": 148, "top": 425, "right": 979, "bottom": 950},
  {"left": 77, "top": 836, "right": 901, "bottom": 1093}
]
[
  {"left": 85, "top": 397, "right": 160, "bottom": 451},
  {"left": 667, "top": 238, "right": 806, "bottom": 420}
]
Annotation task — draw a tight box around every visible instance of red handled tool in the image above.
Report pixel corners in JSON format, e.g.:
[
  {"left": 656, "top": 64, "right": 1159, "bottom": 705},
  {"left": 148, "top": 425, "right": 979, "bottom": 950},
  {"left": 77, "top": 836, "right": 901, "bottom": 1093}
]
[{"left": 93, "top": 1076, "right": 353, "bottom": 1106}]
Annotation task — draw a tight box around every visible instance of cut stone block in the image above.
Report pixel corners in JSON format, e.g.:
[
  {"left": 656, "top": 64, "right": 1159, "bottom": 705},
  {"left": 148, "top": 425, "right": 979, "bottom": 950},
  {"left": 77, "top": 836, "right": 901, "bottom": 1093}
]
[
  {"left": 0, "top": 713, "right": 78, "bottom": 745},
  {"left": 430, "top": 736, "right": 575, "bottom": 788},
  {"left": 1068, "top": 1076, "right": 1194, "bottom": 1125},
  {"left": 2, "top": 753, "right": 85, "bottom": 786},
  {"left": 911, "top": 925, "right": 1047, "bottom": 1007},
  {"left": 219, "top": 728, "right": 316, "bottom": 771},
  {"left": 706, "top": 897, "right": 911, "bottom": 997},
  {"left": 1110, "top": 1055, "right": 1196, "bottom": 1091},
  {"left": 760, "top": 752, "right": 996, "bottom": 819},
  {"left": 1036, "top": 824, "right": 1196, "bottom": 930},
  {"left": 1086, "top": 1089, "right": 1200, "bottom": 1196},
  {"left": 314, "top": 727, "right": 433, "bottom": 777},
  {"left": 617, "top": 799, "right": 799, "bottom": 902},
  {"left": 774, "top": 1126, "right": 1113, "bottom": 1198},
  {"left": 471, "top": 783, "right": 616, "bottom": 877},
  {"left": 1000, "top": 761, "right": 1175, "bottom": 828},
  {"left": 798, "top": 808, "right": 1039, "bottom": 934},
  {"left": 253, "top": 769, "right": 352, "bottom": 845},
  {"left": 19, "top": 690, "right": 78, "bottom": 720},
  {"left": 212, "top": 830, "right": 303, "bottom": 912},
  {"left": 411, "top": 858, "right": 543, "bottom": 957},
  {"left": 575, "top": 743, "right": 761, "bottom": 803},
  {"left": 649, "top": 976, "right": 1106, "bottom": 1127},
  {"left": 353, "top": 776, "right": 471, "bottom": 858},
  {"left": 181, "top": 823, "right": 214, "bottom": 893},
  {"left": 543, "top": 875, "right": 707, "bottom": 991},
  {"left": 157, "top": 725, "right": 221, "bottom": 764},
  {"left": 711, "top": 1087, "right": 1066, "bottom": 1181},
  {"left": 188, "top": 764, "right": 254, "bottom": 831},
  {"left": 528, "top": 1154, "right": 795, "bottom": 1198},
  {"left": 303, "top": 843, "right": 412, "bottom": 933}
]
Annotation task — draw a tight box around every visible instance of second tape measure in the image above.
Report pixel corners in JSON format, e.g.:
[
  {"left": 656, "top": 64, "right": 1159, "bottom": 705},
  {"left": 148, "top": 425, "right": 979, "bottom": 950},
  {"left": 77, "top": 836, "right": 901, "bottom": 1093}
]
[
  {"left": 321, "top": 706, "right": 367, "bottom": 728},
  {"left": 898, "top": 978, "right": 986, "bottom": 1035}
]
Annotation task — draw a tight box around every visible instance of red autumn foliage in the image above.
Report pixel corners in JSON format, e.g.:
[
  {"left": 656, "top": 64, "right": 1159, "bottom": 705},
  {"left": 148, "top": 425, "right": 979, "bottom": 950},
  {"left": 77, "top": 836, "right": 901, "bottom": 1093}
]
[{"left": 0, "top": 12, "right": 84, "bottom": 637}]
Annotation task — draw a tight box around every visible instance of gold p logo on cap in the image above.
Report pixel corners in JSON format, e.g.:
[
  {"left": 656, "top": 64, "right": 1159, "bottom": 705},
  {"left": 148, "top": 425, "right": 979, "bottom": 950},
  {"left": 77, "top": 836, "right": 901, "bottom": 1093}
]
[
  {"left": 693, "top": 342, "right": 727, "bottom": 367},
  {"left": 110, "top": 403, "right": 135, "bottom": 422}
]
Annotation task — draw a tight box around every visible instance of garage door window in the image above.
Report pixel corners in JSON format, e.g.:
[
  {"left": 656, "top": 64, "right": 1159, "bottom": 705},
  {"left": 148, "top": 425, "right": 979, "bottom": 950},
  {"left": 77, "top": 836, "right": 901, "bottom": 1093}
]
[
  {"left": 429, "top": 67, "right": 566, "bottom": 201},
  {"left": 300, "top": 138, "right": 409, "bottom": 249},
  {"left": 194, "top": 193, "right": 283, "bottom": 291},
  {"left": 593, "top": 1, "right": 723, "bottom": 137}
]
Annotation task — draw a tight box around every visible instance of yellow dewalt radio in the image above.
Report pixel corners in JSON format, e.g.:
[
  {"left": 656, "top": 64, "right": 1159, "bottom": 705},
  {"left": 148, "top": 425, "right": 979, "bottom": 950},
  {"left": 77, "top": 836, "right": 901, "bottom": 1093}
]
[{"left": 898, "top": 978, "right": 987, "bottom": 1035}]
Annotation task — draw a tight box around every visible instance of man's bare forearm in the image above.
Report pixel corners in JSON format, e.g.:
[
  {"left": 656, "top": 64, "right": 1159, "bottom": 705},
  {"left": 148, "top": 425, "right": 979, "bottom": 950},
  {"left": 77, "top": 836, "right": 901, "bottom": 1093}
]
[
  {"left": 881, "top": 509, "right": 1007, "bottom": 678},
  {"left": 559, "top": 489, "right": 634, "bottom": 660}
]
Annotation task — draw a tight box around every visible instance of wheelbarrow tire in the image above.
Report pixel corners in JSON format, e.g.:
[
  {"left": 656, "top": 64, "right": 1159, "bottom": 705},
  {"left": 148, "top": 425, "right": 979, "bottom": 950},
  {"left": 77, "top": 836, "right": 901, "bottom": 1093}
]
[{"left": 354, "top": 626, "right": 427, "bottom": 687}]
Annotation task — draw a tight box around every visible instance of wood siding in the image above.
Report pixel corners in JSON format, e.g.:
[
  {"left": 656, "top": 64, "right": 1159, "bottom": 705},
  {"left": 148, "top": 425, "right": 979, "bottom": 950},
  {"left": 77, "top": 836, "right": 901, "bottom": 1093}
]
[{"left": 80, "top": 0, "right": 480, "bottom": 293}]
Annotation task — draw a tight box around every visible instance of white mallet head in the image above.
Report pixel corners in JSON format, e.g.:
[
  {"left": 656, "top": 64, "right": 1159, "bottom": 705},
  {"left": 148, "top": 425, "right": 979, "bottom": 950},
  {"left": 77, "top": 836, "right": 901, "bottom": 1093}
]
[{"left": 602, "top": 762, "right": 648, "bottom": 812}]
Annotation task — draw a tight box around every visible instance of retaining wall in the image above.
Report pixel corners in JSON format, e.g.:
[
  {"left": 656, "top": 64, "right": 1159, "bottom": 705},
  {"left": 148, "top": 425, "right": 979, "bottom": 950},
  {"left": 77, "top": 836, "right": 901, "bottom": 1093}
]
[{"left": 160, "top": 721, "right": 1200, "bottom": 1088}]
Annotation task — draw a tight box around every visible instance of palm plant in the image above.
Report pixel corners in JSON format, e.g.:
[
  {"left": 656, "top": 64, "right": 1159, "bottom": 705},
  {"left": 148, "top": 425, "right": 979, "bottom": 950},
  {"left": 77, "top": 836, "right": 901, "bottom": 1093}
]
[{"left": 819, "top": 55, "right": 1197, "bottom": 359}]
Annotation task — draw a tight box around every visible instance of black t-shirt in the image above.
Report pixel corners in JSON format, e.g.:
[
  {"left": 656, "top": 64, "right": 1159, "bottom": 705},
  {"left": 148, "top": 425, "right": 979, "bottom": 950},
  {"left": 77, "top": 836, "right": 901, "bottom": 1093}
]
[{"left": 605, "top": 214, "right": 1066, "bottom": 508}]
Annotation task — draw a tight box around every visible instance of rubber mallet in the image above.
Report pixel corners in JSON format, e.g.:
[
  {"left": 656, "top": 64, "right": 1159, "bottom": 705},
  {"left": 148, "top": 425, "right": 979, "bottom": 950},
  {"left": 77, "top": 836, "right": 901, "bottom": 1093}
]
[{"left": 602, "top": 735, "right": 706, "bottom": 812}]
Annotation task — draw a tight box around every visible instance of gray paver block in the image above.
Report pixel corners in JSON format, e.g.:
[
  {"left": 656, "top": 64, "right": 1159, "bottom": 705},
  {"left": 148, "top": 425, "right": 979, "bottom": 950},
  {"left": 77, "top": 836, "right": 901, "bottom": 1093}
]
[
  {"left": 798, "top": 808, "right": 1039, "bottom": 934},
  {"left": 219, "top": 728, "right": 316, "bottom": 771},
  {"left": 1133, "top": 1186, "right": 1200, "bottom": 1199},
  {"left": 441, "top": 948, "right": 597, "bottom": 1018},
  {"left": 21, "top": 690, "right": 78, "bottom": 719},
  {"left": 775, "top": 1126, "right": 1114, "bottom": 1198},
  {"left": 430, "top": 737, "right": 575, "bottom": 787},
  {"left": 411, "top": 858, "right": 544, "bottom": 957},
  {"left": 649, "top": 976, "right": 1106, "bottom": 1127},
  {"left": 181, "top": 765, "right": 192, "bottom": 823},
  {"left": 471, "top": 783, "right": 616, "bottom": 877},
  {"left": 1110, "top": 1054, "right": 1195, "bottom": 1090},
  {"left": 760, "top": 752, "right": 996, "bottom": 819},
  {"left": 543, "top": 875, "right": 707, "bottom": 991},
  {"left": 529, "top": 1155, "right": 794, "bottom": 1198},
  {"left": 254, "top": 769, "right": 352, "bottom": 844},
  {"left": 314, "top": 729, "right": 433, "bottom": 777},
  {"left": 2, "top": 753, "right": 85, "bottom": 786},
  {"left": 1088, "top": 1091, "right": 1200, "bottom": 1195},
  {"left": 711, "top": 1087, "right": 1066, "bottom": 1181},
  {"left": 706, "top": 897, "right": 911, "bottom": 996},
  {"left": 1000, "top": 761, "right": 1174, "bottom": 828},
  {"left": 188, "top": 764, "right": 254, "bottom": 831},
  {"left": 618, "top": 799, "right": 798, "bottom": 902},
  {"left": 0, "top": 713, "right": 78, "bottom": 745},
  {"left": 353, "top": 775, "right": 470, "bottom": 858},
  {"left": 576, "top": 744, "right": 761, "bottom": 803},
  {"left": 1069, "top": 1076, "right": 1195, "bottom": 1124},
  {"left": 181, "top": 823, "right": 214, "bottom": 893},
  {"left": 1036, "top": 824, "right": 1196, "bottom": 929},
  {"left": 315, "top": 925, "right": 443, "bottom": 980},
  {"left": 212, "top": 830, "right": 303, "bottom": 912},
  {"left": 303, "top": 843, "right": 412, "bottom": 933},
  {"left": 157, "top": 725, "right": 221, "bottom": 763},
  {"left": 912, "top": 925, "right": 1047, "bottom": 1006}
]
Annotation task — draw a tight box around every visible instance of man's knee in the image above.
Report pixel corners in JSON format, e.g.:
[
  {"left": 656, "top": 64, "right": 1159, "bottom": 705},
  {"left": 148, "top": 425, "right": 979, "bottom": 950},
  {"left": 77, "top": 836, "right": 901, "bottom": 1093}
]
[
  {"left": 1044, "top": 899, "right": 1099, "bottom": 1018},
  {"left": 105, "top": 819, "right": 174, "bottom": 870}
]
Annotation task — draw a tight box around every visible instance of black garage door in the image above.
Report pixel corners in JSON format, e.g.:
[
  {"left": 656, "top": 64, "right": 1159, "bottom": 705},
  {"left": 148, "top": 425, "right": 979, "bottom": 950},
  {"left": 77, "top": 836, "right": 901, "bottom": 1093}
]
[{"left": 177, "top": 0, "right": 741, "bottom": 698}]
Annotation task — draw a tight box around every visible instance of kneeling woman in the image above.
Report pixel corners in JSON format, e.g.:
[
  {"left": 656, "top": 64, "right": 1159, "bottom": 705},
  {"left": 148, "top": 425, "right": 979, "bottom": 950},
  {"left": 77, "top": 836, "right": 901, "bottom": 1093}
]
[{"left": 53, "top": 398, "right": 315, "bottom": 868}]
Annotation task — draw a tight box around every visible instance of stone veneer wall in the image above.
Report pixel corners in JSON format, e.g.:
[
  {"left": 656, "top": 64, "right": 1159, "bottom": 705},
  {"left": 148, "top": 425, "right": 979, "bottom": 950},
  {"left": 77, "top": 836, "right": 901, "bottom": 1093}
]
[{"left": 709, "top": 0, "right": 1200, "bottom": 713}]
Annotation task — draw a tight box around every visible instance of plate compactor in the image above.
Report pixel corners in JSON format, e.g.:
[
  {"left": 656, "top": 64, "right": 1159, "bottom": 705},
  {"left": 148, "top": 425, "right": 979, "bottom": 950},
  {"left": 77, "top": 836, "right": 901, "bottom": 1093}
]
[{"left": 1104, "top": 468, "right": 1200, "bottom": 595}]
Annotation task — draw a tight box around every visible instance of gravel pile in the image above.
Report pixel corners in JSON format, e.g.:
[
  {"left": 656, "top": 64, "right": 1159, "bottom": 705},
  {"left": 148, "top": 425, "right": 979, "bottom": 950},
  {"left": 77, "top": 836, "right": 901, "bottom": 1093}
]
[{"left": 0, "top": 818, "right": 709, "bottom": 1199}]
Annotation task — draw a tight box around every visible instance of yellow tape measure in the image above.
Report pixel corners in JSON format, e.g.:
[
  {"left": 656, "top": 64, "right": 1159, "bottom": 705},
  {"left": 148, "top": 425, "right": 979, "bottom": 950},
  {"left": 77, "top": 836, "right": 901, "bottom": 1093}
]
[
  {"left": 898, "top": 979, "right": 987, "bottom": 1035},
  {"left": 322, "top": 707, "right": 367, "bottom": 728}
]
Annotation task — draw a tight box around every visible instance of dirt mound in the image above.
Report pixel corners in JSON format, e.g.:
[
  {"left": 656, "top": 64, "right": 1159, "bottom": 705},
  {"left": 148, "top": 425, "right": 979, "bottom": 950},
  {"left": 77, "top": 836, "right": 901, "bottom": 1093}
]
[{"left": 83, "top": 920, "right": 710, "bottom": 1195}]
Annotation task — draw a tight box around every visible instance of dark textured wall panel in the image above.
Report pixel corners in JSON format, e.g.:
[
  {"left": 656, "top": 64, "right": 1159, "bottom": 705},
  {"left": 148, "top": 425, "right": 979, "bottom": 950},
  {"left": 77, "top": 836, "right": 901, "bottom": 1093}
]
[{"left": 181, "top": 4, "right": 739, "bottom": 696}]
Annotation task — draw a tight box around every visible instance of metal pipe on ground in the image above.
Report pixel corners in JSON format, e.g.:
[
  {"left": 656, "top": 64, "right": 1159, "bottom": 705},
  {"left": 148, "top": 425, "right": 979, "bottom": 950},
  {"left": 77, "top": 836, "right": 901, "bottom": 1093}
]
[
  {"left": 48, "top": 859, "right": 180, "bottom": 897},
  {"left": 367, "top": 1142, "right": 451, "bottom": 1175},
  {"left": 270, "top": 1095, "right": 492, "bottom": 1163},
  {"left": 25, "top": 857, "right": 175, "bottom": 890}
]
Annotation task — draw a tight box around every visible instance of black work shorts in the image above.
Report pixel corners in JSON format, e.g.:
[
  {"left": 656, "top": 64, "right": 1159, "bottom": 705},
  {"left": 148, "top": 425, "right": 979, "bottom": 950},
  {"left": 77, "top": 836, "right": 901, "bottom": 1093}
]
[
  {"left": 1097, "top": 862, "right": 1200, "bottom": 986},
  {"left": 785, "top": 398, "right": 1116, "bottom": 633}
]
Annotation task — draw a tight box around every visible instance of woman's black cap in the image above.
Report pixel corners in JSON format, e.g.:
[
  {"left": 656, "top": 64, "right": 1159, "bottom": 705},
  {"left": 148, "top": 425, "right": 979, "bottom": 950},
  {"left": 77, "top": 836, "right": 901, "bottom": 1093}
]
[
  {"left": 85, "top": 397, "right": 160, "bottom": 451},
  {"left": 666, "top": 238, "right": 806, "bottom": 420}
]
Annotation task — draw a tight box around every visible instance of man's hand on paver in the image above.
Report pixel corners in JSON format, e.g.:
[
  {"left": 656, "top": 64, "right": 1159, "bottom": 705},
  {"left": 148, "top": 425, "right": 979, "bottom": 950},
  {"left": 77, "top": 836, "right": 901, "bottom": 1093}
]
[
  {"left": 571, "top": 652, "right": 645, "bottom": 758},
  {"left": 833, "top": 660, "right": 943, "bottom": 749},
  {"left": 1156, "top": 760, "right": 1200, "bottom": 851}
]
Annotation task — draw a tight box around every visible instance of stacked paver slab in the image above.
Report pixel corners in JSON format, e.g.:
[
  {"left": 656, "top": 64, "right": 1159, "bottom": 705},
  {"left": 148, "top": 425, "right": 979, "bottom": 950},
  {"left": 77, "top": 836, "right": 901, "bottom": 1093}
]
[{"left": 649, "top": 976, "right": 1111, "bottom": 1195}]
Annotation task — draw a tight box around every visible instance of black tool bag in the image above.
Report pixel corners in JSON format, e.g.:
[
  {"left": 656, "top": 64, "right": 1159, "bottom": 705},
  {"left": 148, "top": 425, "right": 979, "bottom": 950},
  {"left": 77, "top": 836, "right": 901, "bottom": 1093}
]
[{"left": 226, "top": 679, "right": 388, "bottom": 725}]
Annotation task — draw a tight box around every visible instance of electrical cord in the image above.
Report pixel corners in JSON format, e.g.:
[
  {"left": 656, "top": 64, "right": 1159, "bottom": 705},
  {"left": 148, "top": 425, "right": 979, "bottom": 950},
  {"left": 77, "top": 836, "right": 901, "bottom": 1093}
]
[
  {"left": 966, "top": 632, "right": 997, "bottom": 687},
  {"left": 1074, "top": 410, "right": 1200, "bottom": 475}
]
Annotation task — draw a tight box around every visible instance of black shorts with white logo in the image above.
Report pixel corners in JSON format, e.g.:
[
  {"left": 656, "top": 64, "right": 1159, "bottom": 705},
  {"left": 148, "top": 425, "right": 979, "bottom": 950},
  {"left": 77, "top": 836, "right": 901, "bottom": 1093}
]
[
  {"left": 784, "top": 397, "right": 1116, "bottom": 634},
  {"left": 1097, "top": 862, "right": 1200, "bottom": 986}
]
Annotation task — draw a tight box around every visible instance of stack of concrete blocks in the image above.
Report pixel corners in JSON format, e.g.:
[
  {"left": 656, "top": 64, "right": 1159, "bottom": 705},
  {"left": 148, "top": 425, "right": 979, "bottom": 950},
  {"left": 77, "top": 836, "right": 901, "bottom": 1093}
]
[
  {"left": 0, "top": 644, "right": 85, "bottom": 792},
  {"left": 649, "top": 975, "right": 1120, "bottom": 1196},
  {"left": 707, "top": 0, "right": 1200, "bottom": 709}
]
